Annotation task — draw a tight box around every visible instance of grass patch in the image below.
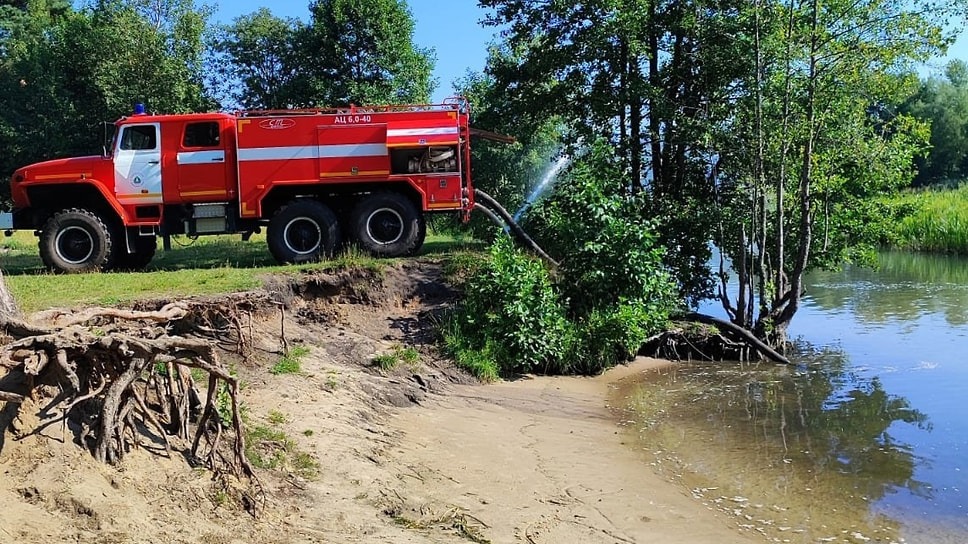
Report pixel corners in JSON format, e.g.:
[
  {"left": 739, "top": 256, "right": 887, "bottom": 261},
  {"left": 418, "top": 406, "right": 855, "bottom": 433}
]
[
  {"left": 372, "top": 353, "right": 399, "bottom": 372},
  {"left": 267, "top": 410, "right": 288, "bottom": 424},
  {"left": 1, "top": 231, "right": 476, "bottom": 313},
  {"left": 244, "top": 425, "right": 319, "bottom": 479},
  {"left": 372, "top": 344, "right": 421, "bottom": 373},
  {"left": 270, "top": 345, "right": 310, "bottom": 375},
  {"left": 886, "top": 183, "right": 968, "bottom": 255}
]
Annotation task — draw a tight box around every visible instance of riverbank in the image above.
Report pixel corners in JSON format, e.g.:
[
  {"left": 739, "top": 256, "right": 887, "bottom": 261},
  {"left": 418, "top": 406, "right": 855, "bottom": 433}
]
[
  {"left": 387, "top": 357, "right": 761, "bottom": 543},
  {"left": 0, "top": 264, "right": 761, "bottom": 543}
]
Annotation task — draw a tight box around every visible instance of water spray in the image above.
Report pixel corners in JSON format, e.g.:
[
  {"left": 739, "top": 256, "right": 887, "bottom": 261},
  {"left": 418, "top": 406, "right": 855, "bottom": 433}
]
[{"left": 512, "top": 155, "right": 571, "bottom": 222}]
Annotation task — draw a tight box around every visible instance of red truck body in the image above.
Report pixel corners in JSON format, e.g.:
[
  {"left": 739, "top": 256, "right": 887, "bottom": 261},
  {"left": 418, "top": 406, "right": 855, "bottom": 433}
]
[{"left": 3, "top": 101, "right": 474, "bottom": 272}]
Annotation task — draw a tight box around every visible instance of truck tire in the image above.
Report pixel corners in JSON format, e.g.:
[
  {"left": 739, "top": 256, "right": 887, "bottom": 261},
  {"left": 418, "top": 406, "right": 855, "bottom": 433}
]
[
  {"left": 39, "top": 208, "right": 114, "bottom": 273},
  {"left": 412, "top": 215, "right": 427, "bottom": 256},
  {"left": 267, "top": 199, "right": 340, "bottom": 264},
  {"left": 351, "top": 192, "right": 421, "bottom": 257},
  {"left": 113, "top": 235, "right": 157, "bottom": 271}
]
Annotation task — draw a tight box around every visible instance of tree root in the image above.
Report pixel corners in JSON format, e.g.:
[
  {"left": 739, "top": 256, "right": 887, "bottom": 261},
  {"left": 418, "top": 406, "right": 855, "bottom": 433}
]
[
  {"left": 679, "top": 312, "right": 791, "bottom": 365},
  {"left": 642, "top": 316, "right": 792, "bottom": 364},
  {"left": 0, "top": 302, "right": 260, "bottom": 501}
]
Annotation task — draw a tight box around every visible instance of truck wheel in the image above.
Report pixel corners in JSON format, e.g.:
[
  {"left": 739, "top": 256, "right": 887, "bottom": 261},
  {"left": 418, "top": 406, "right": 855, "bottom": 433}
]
[
  {"left": 267, "top": 200, "right": 340, "bottom": 264},
  {"left": 351, "top": 192, "right": 421, "bottom": 257},
  {"left": 113, "top": 235, "right": 156, "bottom": 271},
  {"left": 411, "top": 215, "right": 427, "bottom": 256},
  {"left": 39, "top": 209, "right": 113, "bottom": 273}
]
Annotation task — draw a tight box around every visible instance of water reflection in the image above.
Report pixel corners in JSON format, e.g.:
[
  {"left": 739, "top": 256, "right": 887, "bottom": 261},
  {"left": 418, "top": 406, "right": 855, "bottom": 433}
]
[
  {"left": 618, "top": 344, "right": 933, "bottom": 542},
  {"left": 631, "top": 250, "right": 968, "bottom": 542},
  {"left": 807, "top": 251, "right": 968, "bottom": 326}
]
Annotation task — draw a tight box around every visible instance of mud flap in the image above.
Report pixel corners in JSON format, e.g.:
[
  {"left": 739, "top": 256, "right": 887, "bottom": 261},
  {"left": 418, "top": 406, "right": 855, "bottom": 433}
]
[{"left": 0, "top": 212, "right": 13, "bottom": 230}]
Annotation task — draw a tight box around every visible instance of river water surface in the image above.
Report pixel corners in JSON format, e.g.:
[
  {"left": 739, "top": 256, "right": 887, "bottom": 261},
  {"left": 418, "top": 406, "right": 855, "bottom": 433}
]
[{"left": 615, "top": 251, "right": 968, "bottom": 543}]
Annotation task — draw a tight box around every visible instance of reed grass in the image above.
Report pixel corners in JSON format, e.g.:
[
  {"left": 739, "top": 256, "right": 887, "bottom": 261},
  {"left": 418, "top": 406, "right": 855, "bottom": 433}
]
[{"left": 888, "top": 184, "right": 968, "bottom": 255}]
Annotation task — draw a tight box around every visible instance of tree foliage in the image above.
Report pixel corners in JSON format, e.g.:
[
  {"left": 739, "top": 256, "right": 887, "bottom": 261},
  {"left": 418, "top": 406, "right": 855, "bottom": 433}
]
[
  {"left": 0, "top": 0, "right": 213, "bottom": 192},
  {"left": 902, "top": 60, "right": 968, "bottom": 185},
  {"left": 444, "top": 145, "right": 678, "bottom": 378},
  {"left": 302, "top": 0, "right": 435, "bottom": 106},
  {"left": 455, "top": 62, "right": 563, "bottom": 237},
  {"left": 0, "top": 0, "right": 437, "bottom": 206},
  {"left": 210, "top": 8, "right": 306, "bottom": 109},
  {"left": 480, "top": 0, "right": 967, "bottom": 347}
]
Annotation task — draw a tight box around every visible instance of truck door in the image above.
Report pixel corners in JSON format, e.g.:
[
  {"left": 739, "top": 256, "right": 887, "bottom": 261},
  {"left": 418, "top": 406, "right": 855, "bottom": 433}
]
[
  {"left": 115, "top": 123, "right": 163, "bottom": 205},
  {"left": 176, "top": 120, "right": 230, "bottom": 202}
]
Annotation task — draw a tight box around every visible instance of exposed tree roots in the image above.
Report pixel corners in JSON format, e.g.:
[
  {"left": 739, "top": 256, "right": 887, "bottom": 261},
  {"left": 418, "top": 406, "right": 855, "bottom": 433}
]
[
  {"left": 642, "top": 316, "right": 791, "bottom": 365},
  {"left": 0, "top": 296, "right": 261, "bottom": 508}
]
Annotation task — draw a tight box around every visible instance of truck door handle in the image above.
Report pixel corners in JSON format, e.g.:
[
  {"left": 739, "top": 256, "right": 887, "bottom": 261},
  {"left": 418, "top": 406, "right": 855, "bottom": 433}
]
[
  {"left": 211, "top": 158, "right": 224, "bottom": 162},
  {"left": 148, "top": 160, "right": 160, "bottom": 164}
]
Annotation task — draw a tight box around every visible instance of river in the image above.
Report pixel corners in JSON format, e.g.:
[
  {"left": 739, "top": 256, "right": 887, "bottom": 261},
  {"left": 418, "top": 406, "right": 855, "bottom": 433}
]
[{"left": 615, "top": 251, "right": 968, "bottom": 543}]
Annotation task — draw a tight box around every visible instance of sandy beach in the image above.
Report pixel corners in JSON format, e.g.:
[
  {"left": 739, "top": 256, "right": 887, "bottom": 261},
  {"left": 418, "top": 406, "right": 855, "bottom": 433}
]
[{"left": 385, "top": 358, "right": 761, "bottom": 543}]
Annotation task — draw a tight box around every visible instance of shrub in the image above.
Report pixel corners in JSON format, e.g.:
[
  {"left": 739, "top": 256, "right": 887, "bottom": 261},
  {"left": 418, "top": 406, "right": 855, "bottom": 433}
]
[
  {"left": 442, "top": 142, "right": 680, "bottom": 379},
  {"left": 457, "top": 236, "right": 571, "bottom": 375},
  {"left": 525, "top": 142, "right": 678, "bottom": 315}
]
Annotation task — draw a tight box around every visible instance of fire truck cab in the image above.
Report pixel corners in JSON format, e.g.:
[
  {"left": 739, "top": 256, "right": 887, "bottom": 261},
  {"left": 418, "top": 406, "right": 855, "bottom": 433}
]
[{"left": 2, "top": 100, "right": 474, "bottom": 272}]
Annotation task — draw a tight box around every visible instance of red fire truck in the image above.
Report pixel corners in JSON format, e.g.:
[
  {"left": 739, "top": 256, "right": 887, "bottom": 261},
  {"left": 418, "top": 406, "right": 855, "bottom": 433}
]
[{"left": 0, "top": 100, "right": 474, "bottom": 272}]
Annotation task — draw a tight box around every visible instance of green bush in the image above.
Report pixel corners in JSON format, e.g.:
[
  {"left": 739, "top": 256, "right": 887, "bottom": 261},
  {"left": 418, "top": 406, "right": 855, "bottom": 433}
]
[
  {"left": 442, "top": 143, "right": 679, "bottom": 379},
  {"left": 570, "top": 301, "right": 656, "bottom": 375},
  {"left": 449, "top": 236, "right": 571, "bottom": 376},
  {"left": 524, "top": 141, "right": 677, "bottom": 316}
]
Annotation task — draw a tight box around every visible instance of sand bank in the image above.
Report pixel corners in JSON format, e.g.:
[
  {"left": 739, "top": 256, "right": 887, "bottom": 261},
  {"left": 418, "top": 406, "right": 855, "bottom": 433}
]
[{"left": 385, "top": 357, "right": 760, "bottom": 543}]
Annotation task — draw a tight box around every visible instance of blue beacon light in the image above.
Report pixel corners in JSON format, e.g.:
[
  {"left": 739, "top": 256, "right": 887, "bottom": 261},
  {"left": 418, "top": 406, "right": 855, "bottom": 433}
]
[{"left": 134, "top": 103, "right": 146, "bottom": 115}]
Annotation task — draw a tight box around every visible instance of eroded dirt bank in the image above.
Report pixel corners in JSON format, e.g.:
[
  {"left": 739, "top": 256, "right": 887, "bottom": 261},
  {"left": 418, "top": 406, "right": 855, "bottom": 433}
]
[{"left": 0, "top": 261, "right": 757, "bottom": 543}]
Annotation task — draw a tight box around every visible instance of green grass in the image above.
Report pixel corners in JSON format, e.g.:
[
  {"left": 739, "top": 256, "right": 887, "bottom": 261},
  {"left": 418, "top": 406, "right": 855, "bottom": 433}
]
[
  {"left": 270, "top": 345, "right": 310, "bottom": 375},
  {"left": 0, "top": 231, "right": 475, "bottom": 313},
  {"left": 371, "top": 344, "right": 421, "bottom": 373},
  {"left": 372, "top": 353, "right": 399, "bottom": 372},
  {"left": 244, "top": 424, "right": 320, "bottom": 479},
  {"left": 267, "top": 410, "right": 288, "bottom": 424},
  {"left": 439, "top": 318, "right": 499, "bottom": 383},
  {"left": 887, "top": 184, "right": 968, "bottom": 255}
]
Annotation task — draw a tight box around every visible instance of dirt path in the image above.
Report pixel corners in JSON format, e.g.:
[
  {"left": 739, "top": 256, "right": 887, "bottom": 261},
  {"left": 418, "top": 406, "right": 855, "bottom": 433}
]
[{"left": 0, "top": 261, "right": 760, "bottom": 543}]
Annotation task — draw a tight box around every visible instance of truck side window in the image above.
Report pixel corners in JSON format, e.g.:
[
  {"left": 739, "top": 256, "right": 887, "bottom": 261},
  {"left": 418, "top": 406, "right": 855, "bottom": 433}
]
[
  {"left": 119, "top": 125, "right": 157, "bottom": 150},
  {"left": 183, "top": 122, "right": 220, "bottom": 148}
]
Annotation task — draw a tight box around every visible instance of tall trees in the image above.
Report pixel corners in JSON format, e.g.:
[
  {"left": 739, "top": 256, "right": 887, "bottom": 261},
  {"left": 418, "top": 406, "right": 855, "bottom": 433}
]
[
  {"left": 481, "top": 0, "right": 967, "bottom": 347},
  {"left": 0, "top": 0, "right": 437, "bottom": 207},
  {"left": 302, "top": 0, "right": 434, "bottom": 106},
  {"left": 211, "top": 9, "right": 306, "bottom": 109},
  {"left": 212, "top": 0, "right": 435, "bottom": 109},
  {"left": 0, "top": 0, "right": 213, "bottom": 182},
  {"left": 723, "top": 0, "right": 959, "bottom": 344},
  {"left": 902, "top": 60, "right": 968, "bottom": 185}
]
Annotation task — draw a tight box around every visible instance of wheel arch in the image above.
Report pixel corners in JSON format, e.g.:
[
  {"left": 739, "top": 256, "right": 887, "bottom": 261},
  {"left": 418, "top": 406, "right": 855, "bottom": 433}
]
[
  {"left": 260, "top": 181, "right": 424, "bottom": 220},
  {"left": 23, "top": 182, "right": 125, "bottom": 230}
]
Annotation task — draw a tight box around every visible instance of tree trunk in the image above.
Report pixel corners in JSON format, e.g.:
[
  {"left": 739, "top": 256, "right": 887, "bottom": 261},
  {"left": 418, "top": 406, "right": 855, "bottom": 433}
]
[
  {"left": 769, "top": 0, "right": 820, "bottom": 346},
  {"left": 648, "top": 2, "right": 663, "bottom": 192},
  {"left": 0, "top": 270, "right": 20, "bottom": 320}
]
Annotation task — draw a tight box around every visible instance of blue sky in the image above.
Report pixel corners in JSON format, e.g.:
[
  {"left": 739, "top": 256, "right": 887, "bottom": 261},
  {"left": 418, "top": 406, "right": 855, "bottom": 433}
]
[
  {"left": 213, "top": 2, "right": 967, "bottom": 100},
  {"left": 213, "top": 1, "right": 500, "bottom": 102}
]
